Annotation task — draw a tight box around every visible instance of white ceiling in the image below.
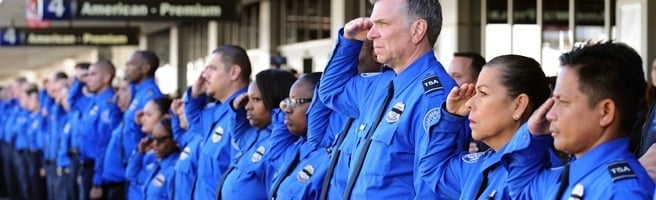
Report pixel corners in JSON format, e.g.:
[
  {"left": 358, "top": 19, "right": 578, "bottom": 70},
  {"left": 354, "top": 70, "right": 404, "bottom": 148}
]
[{"left": 0, "top": 0, "right": 175, "bottom": 80}]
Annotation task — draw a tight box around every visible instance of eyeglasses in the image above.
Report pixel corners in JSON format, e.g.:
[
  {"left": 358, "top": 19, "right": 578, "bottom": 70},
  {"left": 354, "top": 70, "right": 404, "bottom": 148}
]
[
  {"left": 282, "top": 97, "right": 312, "bottom": 108},
  {"left": 150, "top": 135, "right": 172, "bottom": 143}
]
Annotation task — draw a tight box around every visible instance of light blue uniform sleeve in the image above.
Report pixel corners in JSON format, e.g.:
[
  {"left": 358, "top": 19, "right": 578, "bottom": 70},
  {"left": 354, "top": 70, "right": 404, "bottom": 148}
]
[
  {"left": 126, "top": 151, "right": 145, "bottom": 183},
  {"left": 93, "top": 102, "right": 122, "bottom": 185},
  {"left": 306, "top": 88, "right": 333, "bottom": 148},
  {"left": 500, "top": 124, "right": 557, "bottom": 199},
  {"left": 183, "top": 88, "right": 207, "bottom": 130},
  {"left": 317, "top": 29, "right": 367, "bottom": 119},
  {"left": 416, "top": 105, "right": 469, "bottom": 198},
  {"left": 228, "top": 99, "right": 251, "bottom": 150}
]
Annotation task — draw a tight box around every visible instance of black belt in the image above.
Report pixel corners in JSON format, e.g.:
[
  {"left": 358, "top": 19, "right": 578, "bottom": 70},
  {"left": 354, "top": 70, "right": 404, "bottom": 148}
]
[
  {"left": 81, "top": 160, "right": 95, "bottom": 168},
  {"left": 68, "top": 148, "right": 79, "bottom": 156},
  {"left": 104, "top": 181, "right": 127, "bottom": 188},
  {"left": 44, "top": 160, "right": 55, "bottom": 165}
]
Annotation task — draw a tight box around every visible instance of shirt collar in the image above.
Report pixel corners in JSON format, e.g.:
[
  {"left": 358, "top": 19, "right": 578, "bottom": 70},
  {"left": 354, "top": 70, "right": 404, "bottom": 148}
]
[
  {"left": 134, "top": 77, "right": 157, "bottom": 92},
  {"left": 569, "top": 137, "right": 629, "bottom": 184},
  {"left": 391, "top": 50, "right": 439, "bottom": 98}
]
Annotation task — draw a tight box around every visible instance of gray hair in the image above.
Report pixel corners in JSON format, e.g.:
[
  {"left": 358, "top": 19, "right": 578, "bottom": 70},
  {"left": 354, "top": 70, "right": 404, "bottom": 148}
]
[{"left": 370, "top": 0, "right": 442, "bottom": 46}]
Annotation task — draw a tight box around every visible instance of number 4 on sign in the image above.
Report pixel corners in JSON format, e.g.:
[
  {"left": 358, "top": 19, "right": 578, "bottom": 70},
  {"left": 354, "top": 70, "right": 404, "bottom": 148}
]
[
  {"left": 3, "top": 28, "right": 16, "bottom": 45},
  {"left": 47, "top": 0, "right": 65, "bottom": 18}
]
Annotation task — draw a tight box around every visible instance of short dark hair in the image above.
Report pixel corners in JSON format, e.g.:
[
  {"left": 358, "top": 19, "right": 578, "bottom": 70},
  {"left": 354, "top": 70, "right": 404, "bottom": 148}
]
[
  {"left": 454, "top": 52, "right": 486, "bottom": 81},
  {"left": 94, "top": 60, "right": 116, "bottom": 82},
  {"left": 212, "top": 45, "right": 252, "bottom": 83},
  {"left": 487, "top": 55, "right": 551, "bottom": 121},
  {"left": 158, "top": 118, "right": 173, "bottom": 137},
  {"left": 14, "top": 76, "right": 27, "bottom": 84},
  {"left": 371, "top": 0, "right": 442, "bottom": 46},
  {"left": 150, "top": 97, "right": 173, "bottom": 115},
  {"left": 24, "top": 83, "right": 39, "bottom": 96},
  {"left": 54, "top": 71, "right": 68, "bottom": 81},
  {"left": 134, "top": 50, "right": 160, "bottom": 77},
  {"left": 75, "top": 62, "right": 91, "bottom": 70},
  {"left": 559, "top": 42, "right": 646, "bottom": 134},
  {"left": 255, "top": 69, "right": 297, "bottom": 111}
]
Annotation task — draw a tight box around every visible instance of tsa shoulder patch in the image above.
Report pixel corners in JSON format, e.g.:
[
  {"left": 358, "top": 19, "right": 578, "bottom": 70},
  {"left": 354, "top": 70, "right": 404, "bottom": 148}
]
[
  {"left": 422, "top": 75, "right": 443, "bottom": 94},
  {"left": 607, "top": 161, "right": 636, "bottom": 182},
  {"left": 423, "top": 107, "right": 441, "bottom": 132},
  {"left": 462, "top": 152, "right": 485, "bottom": 163}
]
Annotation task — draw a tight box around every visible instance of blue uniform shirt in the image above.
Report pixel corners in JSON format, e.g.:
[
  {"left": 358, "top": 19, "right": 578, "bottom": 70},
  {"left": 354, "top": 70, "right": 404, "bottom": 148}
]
[
  {"left": 173, "top": 135, "right": 203, "bottom": 200},
  {"left": 503, "top": 125, "right": 655, "bottom": 199},
  {"left": 143, "top": 151, "right": 180, "bottom": 200},
  {"left": 27, "top": 112, "right": 45, "bottom": 151},
  {"left": 78, "top": 88, "right": 122, "bottom": 185},
  {"left": 171, "top": 110, "right": 204, "bottom": 200},
  {"left": 12, "top": 109, "right": 30, "bottom": 150},
  {"left": 101, "top": 123, "right": 127, "bottom": 183},
  {"left": 318, "top": 29, "right": 456, "bottom": 198},
  {"left": 1, "top": 100, "right": 18, "bottom": 142},
  {"left": 44, "top": 103, "right": 66, "bottom": 161},
  {"left": 68, "top": 79, "right": 92, "bottom": 151},
  {"left": 126, "top": 151, "right": 158, "bottom": 200},
  {"left": 122, "top": 78, "right": 163, "bottom": 165},
  {"left": 220, "top": 125, "right": 273, "bottom": 200},
  {"left": 326, "top": 119, "right": 360, "bottom": 200},
  {"left": 193, "top": 87, "right": 246, "bottom": 199},
  {"left": 56, "top": 114, "right": 73, "bottom": 168},
  {"left": 275, "top": 93, "right": 346, "bottom": 200}
]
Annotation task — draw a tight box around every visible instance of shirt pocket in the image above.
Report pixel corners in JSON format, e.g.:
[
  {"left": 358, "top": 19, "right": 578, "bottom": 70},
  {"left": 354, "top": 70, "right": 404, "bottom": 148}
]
[{"left": 363, "top": 126, "right": 397, "bottom": 176}]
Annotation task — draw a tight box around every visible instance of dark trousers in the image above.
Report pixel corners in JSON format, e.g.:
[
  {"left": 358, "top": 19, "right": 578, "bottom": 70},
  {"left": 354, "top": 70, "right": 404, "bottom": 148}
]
[
  {"left": 78, "top": 159, "right": 95, "bottom": 200},
  {"left": 104, "top": 182, "right": 127, "bottom": 200},
  {"left": 0, "top": 142, "right": 5, "bottom": 197},
  {"left": 45, "top": 161, "right": 58, "bottom": 200},
  {"left": 27, "top": 151, "right": 46, "bottom": 200},
  {"left": 0, "top": 142, "right": 17, "bottom": 198},
  {"left": 16, "top": 150, "right": 31, "bottom": 200},
  {"left": 66, "top": 152, "right": 81, "bottom": 200}
]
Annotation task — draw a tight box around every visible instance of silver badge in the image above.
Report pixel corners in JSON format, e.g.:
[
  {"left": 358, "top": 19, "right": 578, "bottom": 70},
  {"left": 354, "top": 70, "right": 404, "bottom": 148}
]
[
  {"left": 385, "top": 102, "right": 405, "bottom": 123},
  {"left": 179, "top": 147, "right": 191, "bottom": 160},
  {"left": 89, "top": 105, "right": 99, "bottom": 116},
  {"left": 152, "top": 174, "right": 165, "bottom": 187},
  {"left": 211, "top": 126, "right": 224, "bottom": 143},
  {"left": 251, "top": 146, "right": 266, "bottom": 163},
  {"left": 296, "top": 165, "right": 315, "bottom": 182},
  {"left": 569, "top": 183, "right": 584, "bottom": 200},
  {"left": 63, "top": 123, "right": 71, "bottom": 134}
]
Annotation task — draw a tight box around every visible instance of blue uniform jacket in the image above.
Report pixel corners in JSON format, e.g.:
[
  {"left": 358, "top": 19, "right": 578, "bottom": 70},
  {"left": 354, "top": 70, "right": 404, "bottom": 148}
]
[
  {"left": 219, "top": 106, "right": 273, "bottom": 200},
  {"left": 274, "top": 89, "right": 346, "bottom": 200},
  {"left": 126, "top": 151, "right": 157, "bottom": 200},
  {"left": 2, "top": 100, "right": 18, "bottom": 142},
  {"left": 56, "top": 113, "right": 73, "bottom": 168},
  {"left": 143, "top": 151, "right": 180, "bottom": 200},
  {"left": 192, "top": 87, "right": 246, "bottom": 199},
  {"left": 68, "top": 79, "right": 92, "bottom": 151},
  {"left": 326, "top": 118, "right": 360, "bottom": 200},
  {"left": 173, "top": 134, "right": 202, "bottom": 200},
  {"left": 27, "top": 112, "right": 45, "bottom": 151},
  {"left": 122, "top": 78, "right": 163, "bottom": 166},
  {"left": 502, "top": 125, "right": 655, "bottom": 199},
  {"left": 44, "top": 103, "right": 66, "bottom": 161},
  {"left": 171, "top": 109, "right": 204, "bottom": 200},
  {"left": 318, "top": 29, "right": 457, "bottom": 198},
  {"left": 101, "top": 123, "right": 127, "bottom": 183},
  {"left": 78, "top": 88, "right": 122, "bottom": 185},
  {"left": 12, "top": 109, "right": 30, "bottom": 150}
]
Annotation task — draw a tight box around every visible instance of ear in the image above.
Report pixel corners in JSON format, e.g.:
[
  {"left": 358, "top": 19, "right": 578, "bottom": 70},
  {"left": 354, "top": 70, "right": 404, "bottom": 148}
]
[
  {"left": 229, "top": 64, "right": 242, "bottom": 81},
  {"left": 512, "top": 94, "right": 530, "bottom": 120},
  {"left": 411, "top": 19, "right": 428, "bottom": 45},
  {"left": 597, "top": 99, "right": 615, "bottom": 127},
  {"left": 141, "top": 64, "right": 152, "bottom": 75}
]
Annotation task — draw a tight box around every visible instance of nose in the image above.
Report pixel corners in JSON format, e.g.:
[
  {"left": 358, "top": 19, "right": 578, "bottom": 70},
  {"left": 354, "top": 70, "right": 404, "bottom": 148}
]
[
  {"left": 366, "top": 23, "right": 379, "bottom": 41},
  {"left": 465, "top": 95, "right": 474, "bottom": 111},
  {"left": 546, "top": 105, "right": 556, "bottom": 122},
  {"left": 201, "top": 68, "right": 210, "bottom": 80},
  {"left": 283, "top": 104, "right": 293, "bottom": 114}
]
